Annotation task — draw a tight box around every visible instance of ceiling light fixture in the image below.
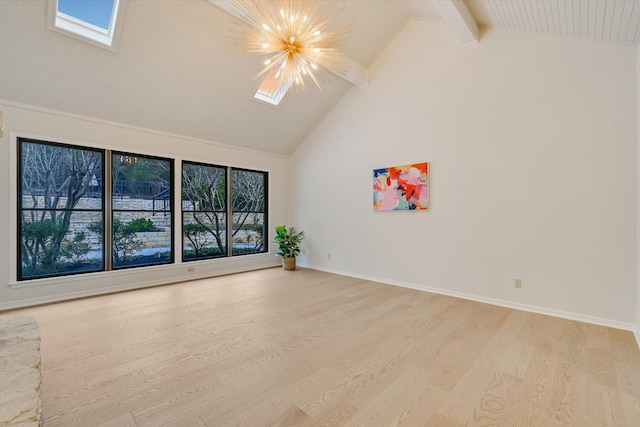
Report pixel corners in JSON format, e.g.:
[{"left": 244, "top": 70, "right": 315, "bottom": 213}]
[{"left": 229, "top": 0, "right": 349, "bottom": 99}]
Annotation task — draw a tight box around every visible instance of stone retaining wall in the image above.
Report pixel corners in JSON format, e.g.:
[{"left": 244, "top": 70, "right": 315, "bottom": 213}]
[
  {"left": 20, "top": 196, "right": 262, "bottom": 255},
  {"left": 22, "top": 196, "right": 172, "bottom": 255}
]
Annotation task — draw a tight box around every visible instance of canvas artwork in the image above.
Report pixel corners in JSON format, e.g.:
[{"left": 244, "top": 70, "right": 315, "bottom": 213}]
[{"left": 373, "top": 162, "right": 429, "bottom": 211}]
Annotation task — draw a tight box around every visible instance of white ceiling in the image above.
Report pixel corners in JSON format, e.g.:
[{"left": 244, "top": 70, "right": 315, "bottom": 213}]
[
  {"left": 0, "top": 1, "right": 638, "bottom": 157},
  {"left": 470, "top": 0, "right": 640, "bottom": 46}
]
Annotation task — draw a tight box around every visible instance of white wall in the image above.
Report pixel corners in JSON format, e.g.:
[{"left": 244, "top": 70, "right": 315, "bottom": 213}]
[
  {"left": 0, "top": 101, "right": 287, "bottom": 310},
  {"left": 291, "top": 21, "right": 637, "bottom": 327}
]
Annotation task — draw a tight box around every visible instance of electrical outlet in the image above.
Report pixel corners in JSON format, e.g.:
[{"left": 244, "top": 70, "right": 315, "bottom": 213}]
[
  {"left": 514, "top": 279, "right": 522, "bottom": 289},
  {"left": 187, "top": 267, "right": 195, "bottom": 273}
]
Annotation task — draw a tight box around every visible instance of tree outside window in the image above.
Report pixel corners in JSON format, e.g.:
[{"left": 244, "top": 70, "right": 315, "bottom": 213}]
[{"left": 182, "top": 162, "right": 227, "bottom": 260}]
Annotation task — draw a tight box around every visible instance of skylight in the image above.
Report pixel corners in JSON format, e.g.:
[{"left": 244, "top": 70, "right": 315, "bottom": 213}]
[
  {"left": 253, "top": 67, "right": 292, "bottom": 107},
  {"left": 48, "top": 0, "right": 126, "bottom": 49}
]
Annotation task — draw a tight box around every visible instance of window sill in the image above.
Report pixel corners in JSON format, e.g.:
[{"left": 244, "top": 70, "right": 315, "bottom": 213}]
[{"left": 9, "top": 252, "right": 276, "bottom": 289}]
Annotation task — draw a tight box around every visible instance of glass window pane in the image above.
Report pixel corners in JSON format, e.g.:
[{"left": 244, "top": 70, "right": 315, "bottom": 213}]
[
  {"left": 57, "top": 0, "right": 115, "bottom": 30},
  {"left": 19, "top": 139, "right": 104, "bottom": 280},
  {"left": 231, "top": 213, "right": 265, "bottom": 255},
  {"left": 22, "top": 210, "right": 104, "bottom": 279},
  {"left": 112, "top": 212, "right": 172, "bottom": 268},
  {"left": 232, "top": 169, "right": 265, "bottom": 212},
  {"left": 182, "top": 162, "right": 226, "bottom": 211},
  {"left": 112, "top": 154, "right": 171, "bottom": 211},
  {"left": 183, "top": 212, "right": 227, "bottom": 260}
]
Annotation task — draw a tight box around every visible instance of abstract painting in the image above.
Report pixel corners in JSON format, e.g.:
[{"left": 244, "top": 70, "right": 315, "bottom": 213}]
[{"left": 373, "top": 162, "right": 429, "bottom": 211}]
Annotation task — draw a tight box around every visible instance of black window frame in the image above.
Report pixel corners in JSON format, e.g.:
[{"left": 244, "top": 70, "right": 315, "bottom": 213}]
[
  {"left": 181, "top": 162, "right": 268, "bottom": 261},
  {"left": 111, "top": 151, "right": 175, "bottom": 270},
  {"left": 17, "top": 137, "right": 106, "bottom": 281},
  {"left": 230, "top": 167, "right": 268, "bottom": 257},
  {"left": 181, "top": 160, "right": 228, "bottom": 262}
]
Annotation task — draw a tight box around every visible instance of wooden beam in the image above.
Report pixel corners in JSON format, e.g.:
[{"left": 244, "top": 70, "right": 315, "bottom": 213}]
[
  {"left": 209, "top": 0, "right": 368, "bottom": 88},
  {"left": 432, "top": 0, "right": 479, "bottom": 47}
]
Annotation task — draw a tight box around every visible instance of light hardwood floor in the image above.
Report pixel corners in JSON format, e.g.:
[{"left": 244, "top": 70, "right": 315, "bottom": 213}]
[{"left": 7, "top": 267, "right": 640, "bottom": 426}]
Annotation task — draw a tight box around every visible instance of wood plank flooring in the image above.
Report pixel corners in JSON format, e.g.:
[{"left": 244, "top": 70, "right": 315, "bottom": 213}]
[{"left": 6, "top": 267, "right": 640, "bottom": 426}]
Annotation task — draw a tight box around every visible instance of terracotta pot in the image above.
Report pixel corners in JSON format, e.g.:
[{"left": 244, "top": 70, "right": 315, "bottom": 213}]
[{"left": 282, "top": 257, "right": 296, "bottom": 271}]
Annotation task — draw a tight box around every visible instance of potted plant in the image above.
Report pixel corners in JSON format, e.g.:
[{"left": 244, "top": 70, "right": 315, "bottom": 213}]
[{"left": 274, "top": 225, "right": 305, "bottom": 271}]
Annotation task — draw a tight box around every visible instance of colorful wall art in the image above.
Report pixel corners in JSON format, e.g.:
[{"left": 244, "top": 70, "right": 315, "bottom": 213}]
[{"left": 373, "top": 162, "right": 429, "bottom": 211}]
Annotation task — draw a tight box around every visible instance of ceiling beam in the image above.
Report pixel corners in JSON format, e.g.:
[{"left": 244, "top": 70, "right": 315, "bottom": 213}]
[
  {"left": 432, "top": 0, "right": 479, "bottom": 47},
  {"left": 335, "top": 61, "right": 368, "bottom": 89},
  {"left": 208, "top": 0, "right": 368, "bottom": 88}
]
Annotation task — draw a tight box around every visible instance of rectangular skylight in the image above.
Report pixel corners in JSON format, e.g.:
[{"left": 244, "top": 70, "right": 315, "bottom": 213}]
[
  {"left": 253, "top": 67, "right": 291, "bottom": 106},
  {"left": 48, "top": 0, "right": 126, "bottom": 49}
]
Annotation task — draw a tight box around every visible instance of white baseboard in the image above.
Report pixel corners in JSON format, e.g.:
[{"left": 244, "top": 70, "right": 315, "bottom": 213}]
[{"left": 299, "top": 262, "right": 639, "bottom": 335}]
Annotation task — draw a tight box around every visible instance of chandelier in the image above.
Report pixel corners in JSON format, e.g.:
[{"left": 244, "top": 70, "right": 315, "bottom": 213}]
[{"left": 229, "top": 0, "right": 349, "bottom": 97}]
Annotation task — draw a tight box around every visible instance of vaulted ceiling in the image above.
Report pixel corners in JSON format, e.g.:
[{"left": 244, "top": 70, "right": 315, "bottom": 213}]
[{"left": 0, "top": 0, "right": 638, "bottom": 156}]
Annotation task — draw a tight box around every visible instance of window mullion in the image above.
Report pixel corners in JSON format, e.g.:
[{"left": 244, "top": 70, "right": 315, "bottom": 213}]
[
  {"left": 226, "top": 166, "right": 232, "bottom": 257},
  {"left": 104, "top": 150, "right": 113, "bottom": 271}
]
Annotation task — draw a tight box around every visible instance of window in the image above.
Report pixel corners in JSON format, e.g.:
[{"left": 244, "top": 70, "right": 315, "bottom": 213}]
[
  {"left": 18, "top": 139, "right": 105, "bottom": 280},
  {"left": 111, "top": 152, "right": 174, "bottom": 268},
  {"left": 231, "top": 168, "right": 267, "bottom": 255},
  {"left": 16, "top": 138, "right": 267, "bottom": 281},
  {"left": 182, "top": 162, "right": 267, "bottom": 261},
  {"left": 48, "top": 0, "right": 127, "bottom": 49},
  {"left": 254, "top": 67, "right": 291, "bottom": 106},
  {"left": 182, "top": 162, "right": 227, "bottom": 260},
  {"left": 17, "top": 138, "right": 174, "bottom": 281}
]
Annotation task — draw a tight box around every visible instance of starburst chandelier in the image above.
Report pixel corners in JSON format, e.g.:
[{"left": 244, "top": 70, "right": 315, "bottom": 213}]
[{"left": 229, "top": 0, "right": 349, "bottom": 98}]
